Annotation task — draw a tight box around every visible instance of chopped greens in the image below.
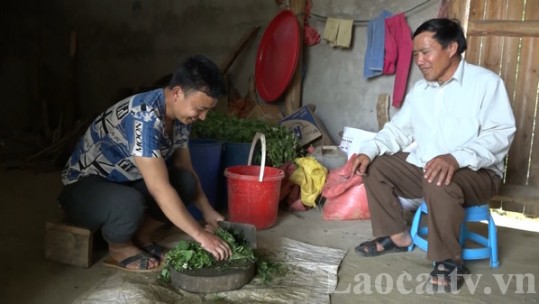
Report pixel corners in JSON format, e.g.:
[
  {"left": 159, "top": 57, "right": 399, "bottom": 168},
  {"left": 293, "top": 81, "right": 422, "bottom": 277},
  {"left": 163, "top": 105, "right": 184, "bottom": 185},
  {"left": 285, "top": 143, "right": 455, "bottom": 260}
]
[
  {"left": 254, "top": 252, "right": 288, "bottom": 283},
  {"left": 159, "top": 228, "right": 287, "bottom": 284},
  {"left": 159, "top": 228, "right": 255, "bottom": 283}
]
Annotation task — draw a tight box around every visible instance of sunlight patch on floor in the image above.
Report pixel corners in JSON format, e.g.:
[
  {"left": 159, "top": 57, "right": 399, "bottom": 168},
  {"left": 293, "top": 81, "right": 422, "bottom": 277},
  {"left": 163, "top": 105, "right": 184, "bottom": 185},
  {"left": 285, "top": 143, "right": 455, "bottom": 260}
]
[{"left": 491, "top": 209, "right": 539, "bottom": 233}]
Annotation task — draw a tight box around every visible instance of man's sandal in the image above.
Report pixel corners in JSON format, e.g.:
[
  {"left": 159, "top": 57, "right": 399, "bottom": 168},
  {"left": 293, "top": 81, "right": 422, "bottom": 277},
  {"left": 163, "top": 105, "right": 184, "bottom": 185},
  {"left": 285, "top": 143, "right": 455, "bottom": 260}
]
[
  {"left": 103, "top": 252, "right": 161, "bottom": 273},
  {"left": 354, "top": 236, "right": 408, "bottom": 257},
  {"left": 427, "top": 259, "right": 470, "bottom": 292},
  {"left": 143, "top": 243, "right": 169, "bottom": 261}
]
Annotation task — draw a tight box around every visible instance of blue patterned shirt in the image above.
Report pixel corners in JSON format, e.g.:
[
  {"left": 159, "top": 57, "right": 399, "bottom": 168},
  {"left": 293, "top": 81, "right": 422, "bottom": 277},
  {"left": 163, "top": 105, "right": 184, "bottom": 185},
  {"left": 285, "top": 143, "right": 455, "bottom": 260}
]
[{"left": 61, "top": 88, "right": 190, "bottom": 184}]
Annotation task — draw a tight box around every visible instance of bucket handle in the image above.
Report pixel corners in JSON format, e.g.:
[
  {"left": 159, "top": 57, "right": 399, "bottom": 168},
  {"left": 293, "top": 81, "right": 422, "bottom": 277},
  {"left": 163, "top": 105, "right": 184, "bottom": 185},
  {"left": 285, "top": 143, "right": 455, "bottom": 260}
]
[{"left": 247, "top": 132, "right": 266, "bottom": 182}]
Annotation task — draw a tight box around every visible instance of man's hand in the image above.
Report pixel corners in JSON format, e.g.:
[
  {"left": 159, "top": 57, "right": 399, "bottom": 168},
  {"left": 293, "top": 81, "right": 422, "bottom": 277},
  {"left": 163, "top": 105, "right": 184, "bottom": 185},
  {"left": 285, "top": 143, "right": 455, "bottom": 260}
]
[
  {"left": 351, "top": 154, "right": 371, "bottom": 175},
  {"left": 424, "top": 154, "right": 459, "bottom": 186},
  {"left": 194, "top": 229, "right": 232, "bottom": 261},
  {"left": 202, "top": 209, "right": 225, "bottom": 232}
]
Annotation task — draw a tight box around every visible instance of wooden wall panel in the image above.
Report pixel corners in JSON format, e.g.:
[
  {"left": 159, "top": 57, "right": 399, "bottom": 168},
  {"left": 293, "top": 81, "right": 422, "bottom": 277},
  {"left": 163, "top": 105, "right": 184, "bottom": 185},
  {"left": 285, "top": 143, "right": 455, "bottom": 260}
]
[
  {"left": 465, "top": 0, "right": 486, "bottom": 65},
  {"left": 505, "top": 37, "right": 537, "bottom": 185},
  {"left": 447, "top": 0, "right": 470, "bottom": 28},
  {"left": 480, "top": 0, "right": 505, "bottom": 74},
  {"left": 468, "top": 20, "right": 539, "bottom": 37},
  {"left": 522, "top": 0, "right": 539, "bottom": 186},
  {"left": 501, "top": 0, "right": 528, "bottom": 185},
  {"left": 499, "top": 0, "right": 524, "bottom": 106},
  {"left": 506, "top": 0, "right": 539, "bottom": 185},
  {"left": 459, "top": 0, "right": 539, "bottom": 188},
  {"left": 448, "top": 0, "right": 539, "bottom": 209}
]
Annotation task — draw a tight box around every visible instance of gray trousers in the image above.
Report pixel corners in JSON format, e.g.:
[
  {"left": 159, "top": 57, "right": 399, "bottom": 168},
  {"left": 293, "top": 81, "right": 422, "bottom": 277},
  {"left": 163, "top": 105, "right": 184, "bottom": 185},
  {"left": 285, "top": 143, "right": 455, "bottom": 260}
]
[
  {"left": 58, "top": 168, "right": 197, "bottom": 243},
  {"left": 362, "top": 152, "right": 500, "bottom": 261}
]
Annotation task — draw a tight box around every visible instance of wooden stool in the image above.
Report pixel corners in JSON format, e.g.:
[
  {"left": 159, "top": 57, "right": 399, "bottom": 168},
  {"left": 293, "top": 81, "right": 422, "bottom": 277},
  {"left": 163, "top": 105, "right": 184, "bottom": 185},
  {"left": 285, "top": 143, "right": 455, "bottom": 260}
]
[{"left": 45, "top": 219, "right": 95, "bottom": 268}]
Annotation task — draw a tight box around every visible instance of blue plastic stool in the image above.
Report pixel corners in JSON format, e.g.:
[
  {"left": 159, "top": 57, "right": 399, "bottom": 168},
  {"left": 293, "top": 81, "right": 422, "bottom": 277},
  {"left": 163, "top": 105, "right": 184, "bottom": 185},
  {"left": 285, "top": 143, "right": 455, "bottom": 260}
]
[{"left": 408, "top": 201, "right": 499, "bottom": 268}]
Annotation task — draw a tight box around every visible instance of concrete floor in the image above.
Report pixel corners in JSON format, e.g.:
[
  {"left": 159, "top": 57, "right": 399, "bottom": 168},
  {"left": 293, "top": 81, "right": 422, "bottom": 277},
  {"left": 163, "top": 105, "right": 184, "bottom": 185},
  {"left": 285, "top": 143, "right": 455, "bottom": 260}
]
[{"left": 1, "top": 169, "right": 539, "bottom": 303}]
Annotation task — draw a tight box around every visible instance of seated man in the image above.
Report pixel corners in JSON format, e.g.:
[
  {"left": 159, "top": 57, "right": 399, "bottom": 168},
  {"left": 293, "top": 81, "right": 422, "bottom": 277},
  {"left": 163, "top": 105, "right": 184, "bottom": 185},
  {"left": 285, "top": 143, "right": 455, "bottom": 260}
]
[
  {"left": 58, "top": 55, "right": 232, "bottom": 272},
  {"left": 351, "top": 18, "right": 516, "bottom": 291}
]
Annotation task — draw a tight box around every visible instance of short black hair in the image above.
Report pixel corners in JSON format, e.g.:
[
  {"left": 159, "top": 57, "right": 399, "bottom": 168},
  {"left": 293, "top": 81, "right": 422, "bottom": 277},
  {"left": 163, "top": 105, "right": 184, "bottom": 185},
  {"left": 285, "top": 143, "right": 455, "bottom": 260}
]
[
  {"left": 168, "top": 55, "right": 226, "bottom": 99},
  {"left": 413, "top": 18, "right": 467, "bottom": 56}
]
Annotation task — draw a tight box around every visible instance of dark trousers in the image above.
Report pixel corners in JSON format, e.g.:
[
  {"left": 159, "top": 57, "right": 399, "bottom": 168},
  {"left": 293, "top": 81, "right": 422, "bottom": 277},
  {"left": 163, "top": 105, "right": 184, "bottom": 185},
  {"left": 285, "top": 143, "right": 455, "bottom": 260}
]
[
  {"left": 362, "top": 152, "right": 500, "bottom": 261},
  {"left": 58, "top": 168, "right": 197, "bottom": 244}
]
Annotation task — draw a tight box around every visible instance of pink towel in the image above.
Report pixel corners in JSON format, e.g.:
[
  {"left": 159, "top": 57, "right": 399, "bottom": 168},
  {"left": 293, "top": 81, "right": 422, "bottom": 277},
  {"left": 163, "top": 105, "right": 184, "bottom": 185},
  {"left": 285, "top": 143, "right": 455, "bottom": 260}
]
[{"left": 383, "top": 13, "right": 413, "bottom": 108}]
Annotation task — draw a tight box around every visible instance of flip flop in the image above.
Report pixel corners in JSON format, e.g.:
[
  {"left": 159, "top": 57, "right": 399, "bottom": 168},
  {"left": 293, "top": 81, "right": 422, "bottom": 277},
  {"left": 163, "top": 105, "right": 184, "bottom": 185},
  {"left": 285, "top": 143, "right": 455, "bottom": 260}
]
[
  {"left": 355, "top": 236, "right": 409, "bottom": 257},
  {"left": 102, "top": 252, "right": 162, "bottom": 273},
  {"left": 143, "top": 243, "right": 169, "bottom": 261}
]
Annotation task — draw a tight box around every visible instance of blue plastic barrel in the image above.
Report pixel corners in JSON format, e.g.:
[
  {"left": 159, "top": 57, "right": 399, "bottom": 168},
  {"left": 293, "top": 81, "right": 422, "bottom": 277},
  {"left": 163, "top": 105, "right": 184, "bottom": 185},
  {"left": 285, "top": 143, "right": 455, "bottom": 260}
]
[{"left": 188, "top": 140, "right": 223, "bottom": 219}]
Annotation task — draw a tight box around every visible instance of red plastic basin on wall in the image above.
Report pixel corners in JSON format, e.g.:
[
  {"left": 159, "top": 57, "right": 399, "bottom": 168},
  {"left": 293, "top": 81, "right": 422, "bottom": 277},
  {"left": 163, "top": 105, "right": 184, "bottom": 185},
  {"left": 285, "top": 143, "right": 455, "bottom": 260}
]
[{"left": 255, "top": 9, "right": 301, "bottom": 102}]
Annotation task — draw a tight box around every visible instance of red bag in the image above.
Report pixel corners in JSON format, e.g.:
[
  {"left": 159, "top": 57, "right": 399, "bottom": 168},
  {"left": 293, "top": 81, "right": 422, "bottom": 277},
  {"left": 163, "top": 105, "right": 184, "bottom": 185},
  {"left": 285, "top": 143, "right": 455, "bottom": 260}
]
[
  {"left": 321, "top": 154, "right": 370, "bottom": 220},
  {"left": 323, "top": 183, "right": 370, "bottom": 220}
]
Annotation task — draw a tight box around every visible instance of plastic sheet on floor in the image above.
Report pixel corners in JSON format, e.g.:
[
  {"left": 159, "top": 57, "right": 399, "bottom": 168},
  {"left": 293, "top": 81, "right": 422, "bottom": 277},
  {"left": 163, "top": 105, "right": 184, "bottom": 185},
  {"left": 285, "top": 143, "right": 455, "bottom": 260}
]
[{"left": 72, "top": 237, "right": 347, "bottom": 304}]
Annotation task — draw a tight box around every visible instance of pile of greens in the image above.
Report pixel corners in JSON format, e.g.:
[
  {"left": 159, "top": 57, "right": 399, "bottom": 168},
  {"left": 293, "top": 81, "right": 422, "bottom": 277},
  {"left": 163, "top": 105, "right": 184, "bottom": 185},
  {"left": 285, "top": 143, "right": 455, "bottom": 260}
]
[
  {"left": 160, "top": 228, "right": 255, "bottom": 282},
  {"left": 191, "top": 111, "right": 268, "bottom": 143},
  {"left": 262, "top": 126, "right": 303, "bottom": 168},
  {"left": 159, "top": 228, "right": 287, "bottom": 284},
  {"left": 191, "top": 111, "right": 304, "bottom": 168}
]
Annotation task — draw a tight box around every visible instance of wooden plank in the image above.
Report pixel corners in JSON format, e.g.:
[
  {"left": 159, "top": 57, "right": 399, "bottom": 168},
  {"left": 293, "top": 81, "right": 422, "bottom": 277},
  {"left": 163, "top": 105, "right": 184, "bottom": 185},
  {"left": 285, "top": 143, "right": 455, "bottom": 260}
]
[
  {"left": 502, "top": 0, "right": 525, "bottom": 21},
  {"left": 468, "top": 0, "right": 487, "bottom": 20},
  {"left": 522, "top": 0, "right": 539, "bottom": 186},
  {"left": 479, "top": 0, "right": 505, "bottom": 74},
  {"left": 464, "top": 35, "right": 481, "bottom": 65},
  {"left": 499, "top": 36, "right": 520, "bottom": 102},
  {"left": 506, "top": 0, "right": 539, "bottom": 185},
  {"left": 447, "top": 0, "right": 470, "bottom": 29},
  {"left": 499, "top": 0, "right": 525, "bottom": 107},
  {"left": 498, "top": 0, "right": 524, "bottom": 186},
  {"left": 283, "top": 0, "right": 305, "bottom": 116},
  {"left": 220, "top": 26, "right": 261, "bottom": 75},
  {"left": 492, "top": 184, "right": 539, "bottom": 203},
  {"left": 448, "top": 0, "right": 539, "bottom": 211},
  {"left": 505, "top": 36, "right": 538, "bottom": 185},
  {"left": 45, "top": 221, "right": 94, "bottom": 268},
  {"left": 524, "top": 0, "right": 539, "bottom": 20},
  {"left": 464, "top": 0, "right": 486, "bottom": 65},
  {"left": 468, "top": 20, "right": 539, "bottom": 37},
  {"left": 376, "top": 94, "right": 390, "bottom": 131}
]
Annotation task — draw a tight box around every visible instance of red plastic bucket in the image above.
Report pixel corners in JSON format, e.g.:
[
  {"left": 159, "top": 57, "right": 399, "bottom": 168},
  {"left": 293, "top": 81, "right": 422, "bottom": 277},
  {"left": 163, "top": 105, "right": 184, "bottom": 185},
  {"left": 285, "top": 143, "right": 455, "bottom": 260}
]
[
  {"left": 225, "top": 165, "right": 284, "bottom": 229},
  {"left": 224, "top": 132, "right": 285, "bottom": 229}
]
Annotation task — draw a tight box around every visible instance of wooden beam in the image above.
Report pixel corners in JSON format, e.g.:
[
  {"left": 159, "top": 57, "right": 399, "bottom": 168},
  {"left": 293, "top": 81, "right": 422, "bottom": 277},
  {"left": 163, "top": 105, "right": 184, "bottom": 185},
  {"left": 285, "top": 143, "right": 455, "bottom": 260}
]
[
  {"left": 283, "top": 0, "right": 305, "bottom": 116},
  {"left": 447, "top": 0, "right": 470, "bottom": 31},
  {"left": 492, "top": 184, "right": 539, "bottom": 204},
  {"left": 220, "top": 26, "right": 261, "bottom": 75},
  {"left": 376, "top": 94, "right": 390, "bottom": 131},
  {"left": 468, "top": 20, "right": 539, "bottom": 37}
]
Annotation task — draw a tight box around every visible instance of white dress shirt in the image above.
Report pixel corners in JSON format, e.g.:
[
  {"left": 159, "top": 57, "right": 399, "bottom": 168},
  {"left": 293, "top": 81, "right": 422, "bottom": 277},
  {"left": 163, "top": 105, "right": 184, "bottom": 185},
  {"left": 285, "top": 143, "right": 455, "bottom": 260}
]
[{"left": 358, "top": 59, "right": 516, "bottom": 177}]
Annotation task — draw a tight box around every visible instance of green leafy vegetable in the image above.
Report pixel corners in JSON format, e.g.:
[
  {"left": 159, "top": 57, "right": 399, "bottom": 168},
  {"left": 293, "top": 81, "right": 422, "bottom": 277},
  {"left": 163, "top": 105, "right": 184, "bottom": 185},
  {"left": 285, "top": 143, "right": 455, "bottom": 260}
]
[
  {"left": 159, "top": 228, "right": 288, "bottom": 285},
  {"left": 191, "top": 111, "right": 268, "bottom": 143},
  {"left": 191, "top": 111, "right": 304, "bottom": 168},
  {"left": 159, "top": 228, "right": 255, "bottom": 283},
  {"left": 254, "top": 252, "right": 288, "bottom": 283},
  {"left": 261, "top": 126, "right": 303, "bottom": 168}
]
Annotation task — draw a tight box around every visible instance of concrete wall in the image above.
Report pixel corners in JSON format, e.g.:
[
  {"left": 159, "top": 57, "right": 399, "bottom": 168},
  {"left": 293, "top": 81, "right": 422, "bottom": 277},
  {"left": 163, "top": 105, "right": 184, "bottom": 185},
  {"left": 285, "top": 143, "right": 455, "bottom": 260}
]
[
  {"left": 1, "top": 0, "right": 440, "bottom": 144},
  {"left": 305, "top": 0, "right": 439, "bottom": 141}
]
